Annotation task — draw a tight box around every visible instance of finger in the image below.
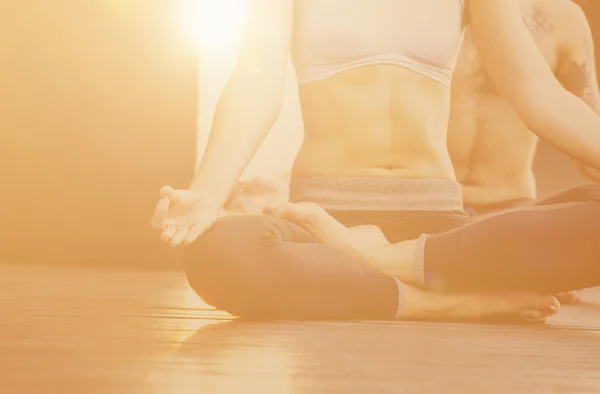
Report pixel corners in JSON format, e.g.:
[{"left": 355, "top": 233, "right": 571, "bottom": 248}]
[
  {"left": 160, "top": 226, "right": 176, "bottom": 242},
  {"left": 160, "top": 186, "right": 174, "bottom": 198},
  {"left": 183, "top": 221, "right": 214, "bottom": 246},
  {"left": 160, "top": 186, "right": 181, "bottom": 204},
  {"left": 264, "top": 203, "right": 297, "bottom": 218},
  {"left": 150, "top": 197, "right": 170, "bottom": 229},
  {"left": 236, "top": 179, "right": 256, "bottom": 189},
  {"left": 248, "top": 177, "right": 280, "bottom": 193},
  {"left": 556, "top": 291, "right": 580, "bottom": 304},
  {"left": 169, "top": 227, "right": 189, "bottom": 247}
]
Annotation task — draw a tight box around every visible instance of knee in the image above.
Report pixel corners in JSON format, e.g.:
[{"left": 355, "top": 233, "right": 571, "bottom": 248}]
[
  {"left": 182, "top": 214, "right": 271, "bottom": 277},
  {"left": 575, "top": 184, "right": 600, "bottom": 202},
  {"left": 558, "top": 184, "right": 600, "bottom": 204},
  {"left": 183, "top": 214, "right": 288, "bottom": 259},
  {"left": 180, "top": 215, "right": 284, "bottom": 311}
]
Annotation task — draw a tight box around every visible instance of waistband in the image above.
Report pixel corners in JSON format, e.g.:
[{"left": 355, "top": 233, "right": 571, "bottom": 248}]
[{"left": 290, "top": 177, "right": 463, "bottom": 211}]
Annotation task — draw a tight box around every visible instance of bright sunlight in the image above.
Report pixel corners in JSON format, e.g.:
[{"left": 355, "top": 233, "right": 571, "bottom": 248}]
[{"left": 175, "top": 0, "right": 247, "bottom": 54}]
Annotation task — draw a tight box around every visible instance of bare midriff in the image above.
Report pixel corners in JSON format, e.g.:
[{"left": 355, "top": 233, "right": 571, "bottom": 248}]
[
  {"left": 291, "top": 65, "right": 456, "bottom": 180},
  {"left": 448, "top": 96, "right": 539, "bottom": 206}
]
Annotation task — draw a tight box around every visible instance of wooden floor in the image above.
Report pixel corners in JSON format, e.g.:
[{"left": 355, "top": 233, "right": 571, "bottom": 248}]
[{"left": 1, "top": 264, "right": 599, "bottom": 394}]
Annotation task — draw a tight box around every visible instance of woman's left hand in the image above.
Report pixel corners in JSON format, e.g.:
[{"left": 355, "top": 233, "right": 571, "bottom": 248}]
[
  {"left": 265, "top": 202, "right": 354, "bottom": 247},
  {"left": 265, "top": 202, "right": 388, "bottom": 250}
]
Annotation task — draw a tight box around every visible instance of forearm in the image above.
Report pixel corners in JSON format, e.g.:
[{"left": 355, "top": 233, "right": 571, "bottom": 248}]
[
  {"left": 191, "top": 77, "right": 283, "bottom": 205},
  {"left": 526, "top": 89, "right": 600, "bottom": 171},
  {"left": 574, "top": 99, "right": 600, "bottom": 182}
]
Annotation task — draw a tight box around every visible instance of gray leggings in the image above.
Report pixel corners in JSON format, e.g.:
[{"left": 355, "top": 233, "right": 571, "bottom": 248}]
[{"left": 182, "top": 184, "right": 600, "bottom": 320}]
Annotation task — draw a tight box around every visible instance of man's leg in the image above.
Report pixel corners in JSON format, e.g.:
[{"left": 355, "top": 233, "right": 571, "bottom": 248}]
[
  {"left": 535, "top": 184, "right": 600, "bottom": 206},
  {"left": 330, "top": 209, "right": 473, "bottom": 243},
  {"left": 424, "top": 200, "right": 600, "bottom": 294}
]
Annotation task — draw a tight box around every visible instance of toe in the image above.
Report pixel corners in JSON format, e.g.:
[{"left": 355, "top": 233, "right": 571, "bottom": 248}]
[
  {"left": 520, "top": 310, "right": 549, "bottom": 321},
  {"left": 543, "top": 296, "right": 560, "bottom": 315},
  {"left": 525, "top": 294, "right": 559, "bottom": 315},
  {"left": 556, "top": 291, "right": 580, "bottom": 304}
]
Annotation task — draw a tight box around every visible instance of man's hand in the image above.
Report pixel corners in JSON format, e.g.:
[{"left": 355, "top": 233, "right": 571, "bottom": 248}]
[
  {"left": 224, "top": 177, "right": 289, "bottom": 214},
  {"left": 150, "top": 186, "right": 220, "bottom": 247}
]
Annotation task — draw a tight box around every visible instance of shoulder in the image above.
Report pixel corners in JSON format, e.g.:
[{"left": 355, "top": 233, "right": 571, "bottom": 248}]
[
  {"left": 551, "top": 0, "right": 593, "bottom": 62},
  {"left": 541, "top": 0, "right": 589, "bottom": 38},
  {"left": 558, "top": 0, "right": 588, "bottom": 23}
]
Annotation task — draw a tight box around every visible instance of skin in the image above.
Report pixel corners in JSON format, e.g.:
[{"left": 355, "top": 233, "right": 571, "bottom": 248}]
[
  {"left": 223, "top": 175, "right": 290, "bottom": 214},
  {"left": 151, "top": 0, "right": 600, "bottom": 320},
  {"left": 265, "top": 201, "right": 559, "bottom": 322},
  {"left": 154, "top": 0, "right": 600, "bottom": 246},
  {"left": 449, "top": 0, "right": 600, "bottom": 208}
]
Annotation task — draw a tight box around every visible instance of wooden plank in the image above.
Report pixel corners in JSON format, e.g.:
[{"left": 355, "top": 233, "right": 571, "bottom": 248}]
[{"left": 1, "top": 264, "right": 599, "bottom": 394}]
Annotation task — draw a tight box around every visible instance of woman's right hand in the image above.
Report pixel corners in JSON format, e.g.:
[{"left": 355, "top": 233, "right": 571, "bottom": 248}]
[{"left": 150, "top": 186, "right": 221, "bottom": 247}]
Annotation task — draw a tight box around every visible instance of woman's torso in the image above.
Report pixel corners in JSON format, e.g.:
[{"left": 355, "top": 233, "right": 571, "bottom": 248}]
[{"left": 288, "top": 0, "right": 466, "bottom": 180}]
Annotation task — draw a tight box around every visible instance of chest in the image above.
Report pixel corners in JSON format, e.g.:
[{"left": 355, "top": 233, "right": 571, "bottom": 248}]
[{"left": 291, "top": 0, "right": 465, "bottom": 67}]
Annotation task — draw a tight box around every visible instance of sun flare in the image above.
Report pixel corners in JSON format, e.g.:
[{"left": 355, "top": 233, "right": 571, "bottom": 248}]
[{"left": 175, "top": 0, "right": 247, "bottom": 54}]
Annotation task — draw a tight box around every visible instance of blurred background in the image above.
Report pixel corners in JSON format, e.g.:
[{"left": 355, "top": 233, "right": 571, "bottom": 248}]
[{"left": 0, "top": 0, "right": 597, "bottom": 269}]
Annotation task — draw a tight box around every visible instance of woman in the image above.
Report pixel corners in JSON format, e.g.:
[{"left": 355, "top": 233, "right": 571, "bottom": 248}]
[{"left": 152, "top": 0, "right": 600, "bottom": 321}]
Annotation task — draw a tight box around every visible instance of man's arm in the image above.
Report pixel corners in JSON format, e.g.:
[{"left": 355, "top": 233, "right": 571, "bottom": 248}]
[
  {"left": 191, "top": 0, "right": 293, "bottom": 206},
  {"left": 555, "top": 3, "right": 600, "bottom": 181},
  {"left": 467, "top": 0, "right": 600, "bottom": 171}
]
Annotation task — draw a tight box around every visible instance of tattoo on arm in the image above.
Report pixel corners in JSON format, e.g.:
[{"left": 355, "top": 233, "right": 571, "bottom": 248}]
[
  {"left": 523, "top": 7, "right": 555, "bottom": 41},
  {"left": 560, "top": 60, "right": 600, "bottom": 111},
  {"left": 558, "top": 7, "right": 600, "bottom": 112},
  {"left": 460, "top": 6, "right": 555, "bottom": 96}
]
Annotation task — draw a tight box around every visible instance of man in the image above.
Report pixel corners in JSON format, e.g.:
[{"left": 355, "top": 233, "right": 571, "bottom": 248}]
[{"left": 448, "top": 0, "right": 600, "bottom": 214}]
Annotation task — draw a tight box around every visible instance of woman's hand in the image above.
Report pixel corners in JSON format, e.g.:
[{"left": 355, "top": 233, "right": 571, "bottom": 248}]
[
  {"left": 266, "top": 202, "right": 351, "bottom": 245},
  {"left": 150, "top": 186, "right": 221, "bottom": 247},
  {"left": 265, "top": 202, "right": 388, "bottom": 250}
]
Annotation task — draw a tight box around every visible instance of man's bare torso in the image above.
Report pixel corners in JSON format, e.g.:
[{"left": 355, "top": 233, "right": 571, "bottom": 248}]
[{"left": 448, "top": 0, "right": 577, "bottom": 209}]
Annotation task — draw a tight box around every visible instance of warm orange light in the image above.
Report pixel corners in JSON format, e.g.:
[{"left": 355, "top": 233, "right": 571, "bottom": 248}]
[{"left": 176, "top": 0, "right": 247, "bottom": 54}]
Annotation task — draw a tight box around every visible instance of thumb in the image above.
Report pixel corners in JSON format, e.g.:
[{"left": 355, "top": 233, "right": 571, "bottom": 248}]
[
  {"left": 160, "top": 186, "right": 182, "bottom": 204},
  {"left": 264, "top": 203, "right": 301, "bottom": 221}
]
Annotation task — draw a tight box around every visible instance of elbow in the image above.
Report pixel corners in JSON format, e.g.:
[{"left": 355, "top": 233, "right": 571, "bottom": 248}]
[
  {"left": 576, "top": 162, "right": 600, "bottom": 183},
  {"left": 224, "top": 67, "right": 286, "bottom": 120}
]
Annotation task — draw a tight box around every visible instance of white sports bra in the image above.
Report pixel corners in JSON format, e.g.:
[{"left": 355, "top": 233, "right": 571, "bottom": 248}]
[{"left": 291, "top": 0, "right": 466, "bottom": 88}]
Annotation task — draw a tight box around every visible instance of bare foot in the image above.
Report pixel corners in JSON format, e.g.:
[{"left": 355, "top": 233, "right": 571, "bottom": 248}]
[
  {"left": 401, "top": 284, "right": 560, "bottom": 324},
  {"left": 556, "top": 291, "right": 580, "bottom": 304}
]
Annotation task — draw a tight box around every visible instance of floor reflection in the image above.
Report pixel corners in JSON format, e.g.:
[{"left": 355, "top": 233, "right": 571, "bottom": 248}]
[
  {"left": 2, "top": 264, "right": 600, "bottom": 394},
  {"left": 158, "top": 312, "right": 600, "bottom": 394}
]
